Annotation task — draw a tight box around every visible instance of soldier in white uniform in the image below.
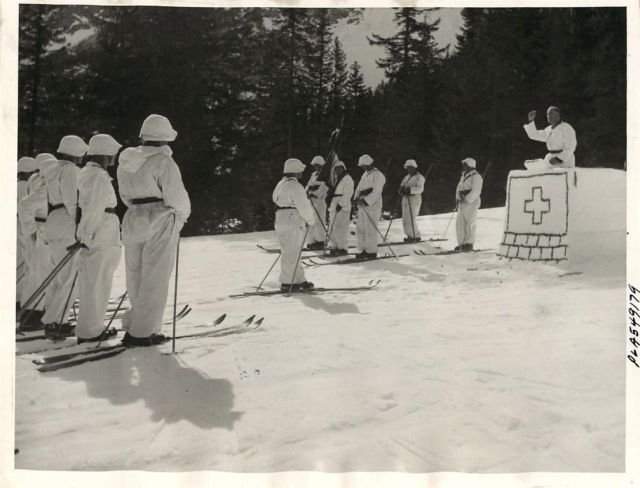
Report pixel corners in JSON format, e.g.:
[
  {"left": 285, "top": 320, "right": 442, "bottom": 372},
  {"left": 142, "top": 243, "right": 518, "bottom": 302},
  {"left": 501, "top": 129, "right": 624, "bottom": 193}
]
[
  {"left": 17, "top": 157, "right": 39, "bottom": 310},
  {"left": 455, "top": 157, "right": 483, "bottom": 252},
  {"left": 118, "top": 114, "right": 191, "bottom": 347},
  {"left": 327, "top": 160, "right": 354, "bottom": 256},
  {"left": 523, "top": 106, "right": 577, "bottom": 169},
  {"left": 42, "top": 136, "right": 88, "bottom": 338},
  {"left": 354, "top": 154, "right": 386, "bottom": 259},
  {"left": 305, "top": 155, "right": 329, "bottom": 250},
  {"left": 75, "top": 134, "right": 123, "bottom": 344},
  {"left": 18, "top": 153, "right": 58, "bottom": 329},
  {"left": 272, "top": 158, "right": 316, "bottom": 291},
  {"left": 398, "top": 159, "right": 425, "bottom": 243}
]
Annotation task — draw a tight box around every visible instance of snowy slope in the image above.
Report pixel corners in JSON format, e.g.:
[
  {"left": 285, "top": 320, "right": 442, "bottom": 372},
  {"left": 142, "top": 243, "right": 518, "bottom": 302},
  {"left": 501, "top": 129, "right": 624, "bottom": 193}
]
[{"left": 14, "top": 207, "right": 625, "bottom": 472}]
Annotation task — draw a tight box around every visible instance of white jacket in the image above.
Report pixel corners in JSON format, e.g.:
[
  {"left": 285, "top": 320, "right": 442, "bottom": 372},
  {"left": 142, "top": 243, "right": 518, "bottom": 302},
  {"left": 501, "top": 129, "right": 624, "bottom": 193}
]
[
  {"left": 330, "top": 174, "right": 354, "bottom": 210},
  {"left": 272, "top": 177, "right": 316, "bottom": 226},
  {"left": 20, "top": 173, "right": 49, "bottom": 237},
  {"left": 523, "top": 121, "right": 577, "bottom": 167},
  {"left": 355, "top": 168, "right": 386, "bottom": 206},
  {"left": 456, "top": 169, "right": 483, "bottom": 207},
  {"left": 45, "top": 160, "right": 79, "bottom": 217},
  {"left": 77, "top": 162, "right": 120, "bottom": 248},
  {"left": 400, "top": 172, "right": 425, "bottom": 195},
  {"left": 117, "top": 145, "right": 191, "bottom": 224}
]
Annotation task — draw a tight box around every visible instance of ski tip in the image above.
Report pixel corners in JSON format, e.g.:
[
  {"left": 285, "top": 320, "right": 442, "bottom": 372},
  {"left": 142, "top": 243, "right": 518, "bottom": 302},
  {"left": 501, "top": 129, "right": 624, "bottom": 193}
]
[
  {"left": 244, "top": 314, "right": 256, "bottom": 326},
  {"left": 214, "top": 313, "right": 227, "bottom": 325},
  {"left": 255, "top": 317, "right": 264, "bottom": 327}
]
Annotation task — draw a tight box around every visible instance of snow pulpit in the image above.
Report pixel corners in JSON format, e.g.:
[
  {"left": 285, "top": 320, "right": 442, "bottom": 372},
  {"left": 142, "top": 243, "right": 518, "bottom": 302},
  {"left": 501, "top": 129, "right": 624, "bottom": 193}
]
[{"left": 498, "top": 167, "right": 625, "bottom": 264}]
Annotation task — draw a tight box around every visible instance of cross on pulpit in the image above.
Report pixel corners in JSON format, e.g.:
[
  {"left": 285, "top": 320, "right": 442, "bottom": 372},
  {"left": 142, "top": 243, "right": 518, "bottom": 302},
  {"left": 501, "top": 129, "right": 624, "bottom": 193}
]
[{"left": 524, "top": 186, "right": 550, "bottom": 225}]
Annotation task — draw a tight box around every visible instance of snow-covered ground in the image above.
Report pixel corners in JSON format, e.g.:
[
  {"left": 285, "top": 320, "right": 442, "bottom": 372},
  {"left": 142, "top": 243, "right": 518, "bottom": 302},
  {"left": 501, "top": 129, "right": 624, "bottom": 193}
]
[{"left": 14, "top": 207, "right": 625, "bottom": 472}]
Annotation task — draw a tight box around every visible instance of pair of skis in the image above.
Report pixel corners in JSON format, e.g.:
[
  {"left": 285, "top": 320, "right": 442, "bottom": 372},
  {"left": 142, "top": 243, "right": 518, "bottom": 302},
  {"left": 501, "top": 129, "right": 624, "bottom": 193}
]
[
  {"left": 256, "top": 238, "right": 446, "bottom": 255},
  {"left": 34, "top": 313, "right": 262, "bottom": 372},
  {"left": 16, "top": 305, "right": 192, "bottom": 348},
  {"left": 230, "top": 279, "right": 382, "bottom": 298}
]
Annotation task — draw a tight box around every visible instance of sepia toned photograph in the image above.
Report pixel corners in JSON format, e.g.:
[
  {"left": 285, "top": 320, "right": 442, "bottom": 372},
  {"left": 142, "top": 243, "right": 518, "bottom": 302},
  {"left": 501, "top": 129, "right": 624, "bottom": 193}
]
[{"left": 10, "top": 0, "right": 630, "bottom": 479}]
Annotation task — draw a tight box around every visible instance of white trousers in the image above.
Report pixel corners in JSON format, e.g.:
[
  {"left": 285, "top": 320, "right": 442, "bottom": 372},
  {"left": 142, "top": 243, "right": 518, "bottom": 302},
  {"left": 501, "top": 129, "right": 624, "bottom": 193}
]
[
  {"left": 401, "top": 195, "right": 422, "bottom": 239},
  {"left": 328, "top": 204, "right": 351, "bottom": 250},
  {"left": 456, "top": 202, "right": 479, "bottom": 246},
  {"left": 123, "top": 212, "right": 180, "bottom": 338},
  {"left": 76, "top": 245, "right": 121, "bottom": 339},
  {"left": 356, "top": 200, "right": 382, "bottom": 254},
  {"left": 275, "top": 210, "right": 307, "bottom": 285},
  {"left": 307, "top": 198, "right": 327, "bottom": 244}
]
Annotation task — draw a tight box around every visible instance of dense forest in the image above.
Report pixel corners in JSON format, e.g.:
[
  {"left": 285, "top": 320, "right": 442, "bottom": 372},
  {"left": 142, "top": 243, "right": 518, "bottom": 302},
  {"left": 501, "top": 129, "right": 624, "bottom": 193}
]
[{"left": 18, "top": 6, "right": 626, "bottom": 236}]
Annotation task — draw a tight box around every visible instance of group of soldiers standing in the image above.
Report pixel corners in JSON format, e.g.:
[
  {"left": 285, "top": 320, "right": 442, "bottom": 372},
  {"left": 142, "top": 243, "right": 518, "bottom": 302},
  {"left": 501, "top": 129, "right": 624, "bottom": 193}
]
[
  {"left": 16, "top": 114, "right": 191, "bottom": 347},
  {"left": 272, "top": 153, "right": 484, "bottom": 291}
]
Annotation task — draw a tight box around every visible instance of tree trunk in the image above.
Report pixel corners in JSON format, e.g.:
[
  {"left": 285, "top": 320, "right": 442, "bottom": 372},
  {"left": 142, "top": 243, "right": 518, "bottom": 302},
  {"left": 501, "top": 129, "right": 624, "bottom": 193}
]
[{"left": 28, "top": 5, "right": 44, "bottom": 154}]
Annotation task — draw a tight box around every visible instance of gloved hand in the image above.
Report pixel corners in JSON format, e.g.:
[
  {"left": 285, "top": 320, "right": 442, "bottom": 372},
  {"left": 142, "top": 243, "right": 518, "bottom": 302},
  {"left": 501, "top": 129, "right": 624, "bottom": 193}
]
[{"left": 66, "top": 241, "right": 88, "bottom": 252}]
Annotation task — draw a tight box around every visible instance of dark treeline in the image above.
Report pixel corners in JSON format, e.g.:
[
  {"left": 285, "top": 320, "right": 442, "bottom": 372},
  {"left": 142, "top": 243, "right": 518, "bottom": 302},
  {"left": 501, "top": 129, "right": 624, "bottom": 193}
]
[{"left": 18, "top": 6, "right": 626, "bottom": 236}]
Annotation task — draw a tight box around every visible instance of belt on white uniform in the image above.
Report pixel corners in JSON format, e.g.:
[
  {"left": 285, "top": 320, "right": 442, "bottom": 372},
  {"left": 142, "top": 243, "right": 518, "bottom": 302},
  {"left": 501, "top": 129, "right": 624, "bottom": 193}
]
[
  {"left": 276, "top": 206, "right": 296, "bottom": 211},
  {"left": 105, "top": 207, "right": 117, "bottom": 214},
  {"left": 35, "top": 216, "right": 46, "bottom": 223},
  {"left": 131, "top": 197, "right": 163, "bottom": 205}
]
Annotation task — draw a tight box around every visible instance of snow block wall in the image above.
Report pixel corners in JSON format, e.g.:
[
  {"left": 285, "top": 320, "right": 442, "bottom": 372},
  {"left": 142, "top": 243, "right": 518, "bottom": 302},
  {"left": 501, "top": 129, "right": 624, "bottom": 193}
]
[{"left": 498, "top": 167, "right": 625, "bottom": 263}]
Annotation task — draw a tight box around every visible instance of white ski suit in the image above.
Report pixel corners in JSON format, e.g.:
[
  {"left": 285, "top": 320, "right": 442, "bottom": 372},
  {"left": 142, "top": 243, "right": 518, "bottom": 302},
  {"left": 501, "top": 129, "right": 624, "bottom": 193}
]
[
  {"left": 305, "top": 171, "right": 328, "bottom": 245},
  {"left": 523, "top": 120, "right": 577, "bottom": 168},
  {"left": 117, "top": 145, "right": 191, "bottom": 338},
  {"left": 41, "top": 160, "right": 80, "bottom": 325},
  {"left": 400, "top": 172, "right": 425, "bottom": 239},
  {"left": 355, "top": 168, "right": 386, "bottom": 254},
  {"left": 455, "top": 169, "right": 483, "bottom": 247},
  {"left": 17, "top": 169, "right": 36, "bottom": 305},
  {"left": 328, "top": 173, "right": 354, "bottom": 251},
  {"left": 272, "top": 177, "right": 316, "bottom": 285},
  {"left": 76, "top": 162, "right": 122, "bottom": 340},
  {"left": 20, "top": 168, "right": 55, "bottom": 313}
]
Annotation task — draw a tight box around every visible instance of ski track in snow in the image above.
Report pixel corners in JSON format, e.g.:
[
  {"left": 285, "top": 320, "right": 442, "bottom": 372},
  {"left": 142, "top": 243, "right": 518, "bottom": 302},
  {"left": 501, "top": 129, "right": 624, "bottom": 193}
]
[{"left": 14, "top": 208, "right": 625, "bottom": 472}]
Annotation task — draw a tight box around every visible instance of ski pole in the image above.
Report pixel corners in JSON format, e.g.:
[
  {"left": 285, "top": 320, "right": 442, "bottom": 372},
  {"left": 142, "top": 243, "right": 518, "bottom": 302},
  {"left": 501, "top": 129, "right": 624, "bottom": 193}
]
[
  {"left": 96, "top": 291, "right": 128, "bottom": 348},
  {"left": 256, "top": 253, "right": 281, "bottom": 291},
  {"left": 382, "top": 195, "right": 401, "bottom": 242},
  {"left": 172, "top": 238, "right": 181, "bottom": 354},
  {"left": 58, "top": 271, "right": 79, "bottom": 326},
  {"left": 440, "top": 203, "right": 457, "bottom": 241},
  {"left": 361, "top": 205, "right": 398, "bottom": 259},
  {"left": 288, "top": 226, "right": 310, "bottom": 294},
  {"left": 17, "top": 244, "right": 81, "bottom": 323}
]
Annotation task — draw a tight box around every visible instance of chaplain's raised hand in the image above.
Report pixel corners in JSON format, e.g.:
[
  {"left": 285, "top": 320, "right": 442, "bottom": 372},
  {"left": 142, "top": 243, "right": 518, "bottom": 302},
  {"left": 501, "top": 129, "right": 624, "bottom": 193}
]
[{"left": 527, "top": 110, "right": 537, "bottom": 123}]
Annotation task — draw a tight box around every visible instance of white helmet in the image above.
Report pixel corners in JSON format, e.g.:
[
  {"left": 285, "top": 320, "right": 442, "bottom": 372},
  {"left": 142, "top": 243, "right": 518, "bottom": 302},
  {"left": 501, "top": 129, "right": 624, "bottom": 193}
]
[
  {"left": 35, "top": 153, "right": 58, "bottom": 172},
  {"left": 88, "top": 134, "right": 122, "bottom": 156},
  {"left": 139, "top": 114, "right": 177, "bottom": 142},
  {"left": 283, "top": 158, "right": 305, "bottom": 174},
  {"left": 461, "top": 157, "right": 477, "bottom": 168},
  {"left": 333, "top": 160, "right": 346, "bottom": 169},
  {"left": 404, "top": 159, "right": 418, "bottom": 169},
  {"left": 18, "top": 157, "right": 38, "bottom": 173},
  {"left": 358, "top": 154, "right": 374, "bottom": 167},
  {"left": 57, "top": 135, "right": 88, "bottom": 158},
  {"left": 310, "top": 155, "right": 326, "bottom": 167}
]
